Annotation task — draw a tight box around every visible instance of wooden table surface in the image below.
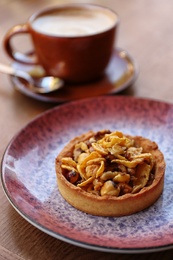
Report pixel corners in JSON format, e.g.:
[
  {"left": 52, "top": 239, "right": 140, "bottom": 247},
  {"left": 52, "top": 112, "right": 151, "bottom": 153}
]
[{"left": 0, "top": 0, "right": 173, "bottom": 259}]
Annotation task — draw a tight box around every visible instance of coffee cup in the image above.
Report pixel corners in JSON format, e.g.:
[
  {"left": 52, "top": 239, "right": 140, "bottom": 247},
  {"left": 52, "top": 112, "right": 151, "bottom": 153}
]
[{"left": 3, "top": 4, "right": 119, "bottom": 83}]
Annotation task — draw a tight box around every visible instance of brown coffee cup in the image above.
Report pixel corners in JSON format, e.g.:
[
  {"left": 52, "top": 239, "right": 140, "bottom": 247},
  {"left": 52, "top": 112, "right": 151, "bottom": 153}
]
[{"left": 3, "top": 4, "right": 119, "bottom": 83}]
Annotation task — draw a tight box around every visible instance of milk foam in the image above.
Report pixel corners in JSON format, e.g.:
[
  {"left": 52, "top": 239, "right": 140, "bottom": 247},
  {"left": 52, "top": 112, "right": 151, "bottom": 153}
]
[{"left": 32, "top": 9, "right": 117, "bottom": 37}]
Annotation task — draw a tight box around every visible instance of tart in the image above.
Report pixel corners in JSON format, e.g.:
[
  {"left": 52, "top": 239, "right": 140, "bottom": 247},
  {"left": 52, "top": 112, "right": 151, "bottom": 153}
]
[{"left": 55, "top": 130, "right": 165, "bottom": 217}]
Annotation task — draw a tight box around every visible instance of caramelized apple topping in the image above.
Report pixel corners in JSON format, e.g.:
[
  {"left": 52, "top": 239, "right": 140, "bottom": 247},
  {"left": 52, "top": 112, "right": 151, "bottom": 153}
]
[{"left": 61, "top": 130, "right": 154, "bottom": 196}]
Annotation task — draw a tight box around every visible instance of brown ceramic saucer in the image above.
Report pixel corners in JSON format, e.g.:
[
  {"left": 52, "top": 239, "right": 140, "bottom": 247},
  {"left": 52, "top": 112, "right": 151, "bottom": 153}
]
[{"left": 10, "top": 48, "right": 138, "bottom": 103}]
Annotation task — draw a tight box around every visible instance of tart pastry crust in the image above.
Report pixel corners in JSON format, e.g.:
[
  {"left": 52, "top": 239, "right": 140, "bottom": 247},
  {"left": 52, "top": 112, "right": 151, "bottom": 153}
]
[{"left": 55, "top": 130, "right": 165, "bottom": 217}]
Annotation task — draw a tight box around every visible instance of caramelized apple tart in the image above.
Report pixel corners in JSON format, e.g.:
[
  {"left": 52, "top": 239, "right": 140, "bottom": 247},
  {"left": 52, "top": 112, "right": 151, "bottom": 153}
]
[{"left": 55, "top": 130, "right": 165, "bottom": 216}]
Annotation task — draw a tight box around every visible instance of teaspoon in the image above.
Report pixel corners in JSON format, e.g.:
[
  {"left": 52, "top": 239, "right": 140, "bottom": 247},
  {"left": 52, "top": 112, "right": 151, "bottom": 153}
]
[{"left": 0, "top": 63, "right": 63, "bottom": 93}]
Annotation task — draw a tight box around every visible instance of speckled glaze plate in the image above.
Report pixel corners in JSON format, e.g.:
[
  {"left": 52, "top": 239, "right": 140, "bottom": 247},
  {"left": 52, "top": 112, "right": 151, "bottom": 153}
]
[
  {"left": 1, "top": 96, "right": 173, "bottom": 253},
  {"left": 10, "top": 48, "right": 138, "bottom": 103}
]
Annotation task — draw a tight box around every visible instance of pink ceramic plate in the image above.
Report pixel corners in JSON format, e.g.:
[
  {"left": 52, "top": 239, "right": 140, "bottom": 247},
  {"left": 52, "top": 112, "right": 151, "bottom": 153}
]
[
  {"left": 1, "top": 96, "right": 173, "bottom": 253},
  {"left": 10, "top": 48, "right": 138, "bottom": 103}
]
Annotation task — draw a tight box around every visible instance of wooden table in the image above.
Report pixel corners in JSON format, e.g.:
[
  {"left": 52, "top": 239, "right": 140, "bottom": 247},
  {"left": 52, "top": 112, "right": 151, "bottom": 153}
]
[{"left": 0, "top": 0, "right": 173, "bottom": 259}]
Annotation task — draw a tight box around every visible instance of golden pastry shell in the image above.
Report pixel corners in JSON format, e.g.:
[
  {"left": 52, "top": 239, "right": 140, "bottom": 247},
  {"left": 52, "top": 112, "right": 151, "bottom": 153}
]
[{"left": 55, "top": 131, "right": 165, "bottom": 217}]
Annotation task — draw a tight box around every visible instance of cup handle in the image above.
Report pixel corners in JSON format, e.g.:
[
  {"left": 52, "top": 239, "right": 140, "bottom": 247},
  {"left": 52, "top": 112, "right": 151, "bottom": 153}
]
[{"left": 3, "top": 24, "right": 38, "bottom": 65}]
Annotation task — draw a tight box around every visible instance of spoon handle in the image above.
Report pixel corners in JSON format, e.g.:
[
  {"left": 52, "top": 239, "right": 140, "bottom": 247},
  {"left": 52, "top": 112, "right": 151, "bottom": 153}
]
[
  {"left": 0, "top": 63, "right": 16, "bottom": 76},
  {"left": 0, "top": 62, "right": 35, "bottom": 85}
]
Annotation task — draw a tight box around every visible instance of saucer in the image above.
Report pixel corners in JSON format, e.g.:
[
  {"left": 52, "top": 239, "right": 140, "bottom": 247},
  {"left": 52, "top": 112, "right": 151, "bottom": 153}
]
[{"left": 10, "top": 48, "right": 138, "bottom": 103}]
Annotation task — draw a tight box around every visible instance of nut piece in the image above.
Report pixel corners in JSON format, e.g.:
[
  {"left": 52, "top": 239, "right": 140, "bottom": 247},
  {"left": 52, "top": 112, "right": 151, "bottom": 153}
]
[
  {"left": 66, "top": 171, "right": 79, "bottom": 184},
  {"left": 100, "top": 171, "right": 119, "bottom": 181},
  {"left": 100, "top": 180, "right": 120, "bottom": 196},
  {"left": 113, "top": 173, "right": 130, "bottom": 183}
]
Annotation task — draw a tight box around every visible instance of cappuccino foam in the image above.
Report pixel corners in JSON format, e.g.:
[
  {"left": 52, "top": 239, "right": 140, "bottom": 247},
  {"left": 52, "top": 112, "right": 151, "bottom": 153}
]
[{"left": 32, "top": 8, "right": 117, "bottom": 37}]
